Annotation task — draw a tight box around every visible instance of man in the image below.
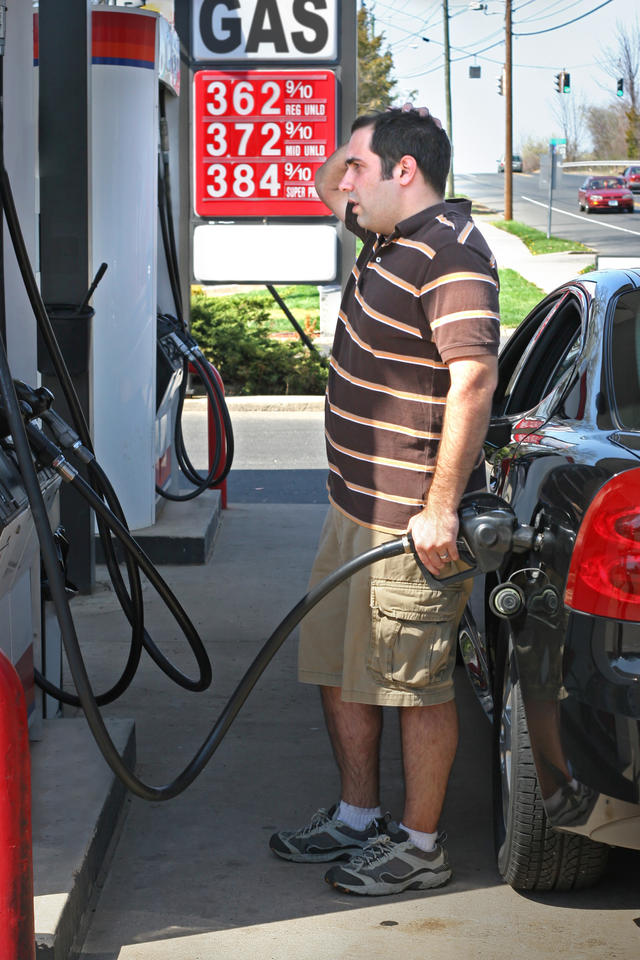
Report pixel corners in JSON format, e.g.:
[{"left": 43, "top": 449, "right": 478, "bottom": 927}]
[{"left": 270, "top": 107, "right": 500, "bottom": 896}]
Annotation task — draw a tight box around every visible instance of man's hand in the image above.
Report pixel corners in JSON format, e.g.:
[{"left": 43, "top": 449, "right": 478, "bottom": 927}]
[
  {"left": 407, "top": 502, "right": 459, "bottom": 577},
  {"left": 396, "top": 102, "right": 443, "bottom": 128}
]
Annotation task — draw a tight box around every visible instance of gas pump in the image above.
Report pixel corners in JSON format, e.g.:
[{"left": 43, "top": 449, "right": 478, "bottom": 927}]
[
  {"left": 0, "top": 0, "right": 58, "bottom": 731},
  {"left": 89, "top": 5, "right": 184, "bottom": 526}
]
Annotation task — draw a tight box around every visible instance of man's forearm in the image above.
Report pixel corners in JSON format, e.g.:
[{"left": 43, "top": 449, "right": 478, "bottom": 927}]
[
  {"left": 426, "top": 372, "right": 494, "bottom": 513},
  {"left": 407, "top": 356, "right": 497, "bottom": 572},
  {"left": 315, "top": 144, "right": 349, "bottom": 218}
]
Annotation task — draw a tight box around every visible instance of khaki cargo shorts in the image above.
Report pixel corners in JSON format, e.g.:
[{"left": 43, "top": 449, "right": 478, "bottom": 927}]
[{"left": 298, "top": 506, "right": 473, "bottom": 707}]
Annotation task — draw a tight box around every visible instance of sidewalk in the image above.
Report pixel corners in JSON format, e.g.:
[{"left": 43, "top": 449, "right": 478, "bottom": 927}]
[{"left": 473, "top": 215, "right": 595, "bottom": 293}]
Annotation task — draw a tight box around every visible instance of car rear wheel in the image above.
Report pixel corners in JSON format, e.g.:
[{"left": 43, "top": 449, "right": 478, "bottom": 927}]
[{"left": 492, "top": 634, "right": 609, "bottom": 891}]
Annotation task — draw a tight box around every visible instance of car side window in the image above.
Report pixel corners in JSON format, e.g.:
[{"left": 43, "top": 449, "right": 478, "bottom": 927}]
[
  {"left": 500, "top": 295, "right": 583, "bottom": 416},
  {"left": 610, "top": 290, "right": 640, "bottom": 430}
]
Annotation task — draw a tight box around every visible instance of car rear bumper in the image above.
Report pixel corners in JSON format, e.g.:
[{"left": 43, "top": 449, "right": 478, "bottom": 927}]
[{"left": 545, "top": 610, "right": 640, "bottom": 846}]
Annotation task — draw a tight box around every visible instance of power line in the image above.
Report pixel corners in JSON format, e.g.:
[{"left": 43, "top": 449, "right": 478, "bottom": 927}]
[
  {"left": 514, "top": 0, "right": 614, "bottom": 36},
  {"left": 514, "top": 0, "right": 586, "bottom": 23}
]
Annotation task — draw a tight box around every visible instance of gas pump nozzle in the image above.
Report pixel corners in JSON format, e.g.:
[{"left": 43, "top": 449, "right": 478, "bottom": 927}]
[
  {"left": 407, "top": 492, "right": 536, "bottom": 590},
  {"left": 12, "top": 379, "right": 94, "bottom": 463}
]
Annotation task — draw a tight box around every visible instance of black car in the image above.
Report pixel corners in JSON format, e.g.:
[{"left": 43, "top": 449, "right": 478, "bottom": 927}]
[{"left": 460, "top": 269, "right": 640, "bottom": 891}]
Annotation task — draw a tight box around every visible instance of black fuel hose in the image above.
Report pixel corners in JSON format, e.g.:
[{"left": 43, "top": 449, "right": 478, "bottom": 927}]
[
  {"left": 0, "top": 162, "right": 217, "bottom": 698},
  {"left": 22, "top": 408, "right": 411, "bottom": 801},
  {"left": 157, "top": 87, "right": 236, "bottom": 499},
  {"left": 24, "top": 422, "right": 213, "bottom": 695},
  {"left": 156, "top": 342, "right": 234, "bottom": 501},
  {"left": 158, "top": 86, "right": 183, "bottom": 326}
]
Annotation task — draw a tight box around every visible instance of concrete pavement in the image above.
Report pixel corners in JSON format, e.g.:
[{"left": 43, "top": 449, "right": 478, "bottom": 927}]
[
  {"left": 30, "top": 402, "right": 640, "bottom": 960},
  {"left": 473, "top": 214, "right": 596, "bottom": 293},
  {"left": 29, "top": 217, "right": 632, "bottom": 960},
  {"left": 69, "top": 501, "right": 640, "bottom": 960}
]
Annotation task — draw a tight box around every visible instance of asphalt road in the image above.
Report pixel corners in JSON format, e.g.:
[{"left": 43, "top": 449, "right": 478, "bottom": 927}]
[
  {"left": 183, "top": 404, "right": 330, "bottom": 503},
  {"left": 458, "top": 170, "right": 640, "bottom": 259}
]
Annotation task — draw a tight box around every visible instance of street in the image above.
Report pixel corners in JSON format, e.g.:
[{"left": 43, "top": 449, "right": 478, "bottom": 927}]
[
  {"left": 74, "top": 404, "right": 640, "bottom": 960},
  {"left": 458, "top": 170, "right": 640, "bottom": 259}
]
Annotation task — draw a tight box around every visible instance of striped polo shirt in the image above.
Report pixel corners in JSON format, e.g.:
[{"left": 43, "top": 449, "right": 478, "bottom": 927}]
[{"left": 325, "top": 198, "right": 500, "bottom": 534}]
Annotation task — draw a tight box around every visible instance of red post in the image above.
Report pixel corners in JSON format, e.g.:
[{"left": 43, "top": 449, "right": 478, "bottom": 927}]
[
  {"left": 0, "top": 650, "right": 36, "bottom": 960},
  {"left": 187, "top": 360, "right": 229, "bottom": 508}
]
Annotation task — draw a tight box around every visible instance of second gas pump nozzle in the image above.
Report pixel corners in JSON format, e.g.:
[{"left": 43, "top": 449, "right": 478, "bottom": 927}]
[{"left": 405, "top": 492, "right": 536, "bottom": 590}]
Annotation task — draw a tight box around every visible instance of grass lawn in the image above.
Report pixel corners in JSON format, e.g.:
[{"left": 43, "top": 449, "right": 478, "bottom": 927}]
[
  {"left": 205, "top": 284, "right": 321, "bottom": 334},
  {"left": 491, "top": 220, "right": 592, "bottom": 255},
  {"left": 499, "top": 268, "right": 544, "bottom": 328},
  {"left": 202, "top": 269, "right": 541, "bottom": 337}
]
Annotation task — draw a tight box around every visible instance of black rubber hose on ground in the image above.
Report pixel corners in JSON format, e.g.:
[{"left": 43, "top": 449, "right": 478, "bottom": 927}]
[
  {"left": 36, "top": 432, "right": 410, "bottom": 800},
  {"left": 0, "top": 161, "right": 216, "bottom": 697}
]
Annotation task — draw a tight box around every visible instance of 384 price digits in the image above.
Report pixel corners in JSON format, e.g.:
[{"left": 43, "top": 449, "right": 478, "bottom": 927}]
[{"left": 204, "top": 161, "right": 315, "bottom": 197}]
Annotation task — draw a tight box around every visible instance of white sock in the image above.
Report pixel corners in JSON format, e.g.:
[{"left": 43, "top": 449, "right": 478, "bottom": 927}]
[
  {"left": 337, "top": 800, "right": 381, "bottom": 831},
  {"left": 399, "top": 822, "right": 437, "bottom": 852},
  {"left": 546, "top": 779, "right": 579, "bottom": 811}
]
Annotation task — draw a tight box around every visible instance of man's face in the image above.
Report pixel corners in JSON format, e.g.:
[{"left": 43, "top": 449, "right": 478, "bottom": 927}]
[{"left": 338, "top": 125, "right": 400, "bottom": 235}]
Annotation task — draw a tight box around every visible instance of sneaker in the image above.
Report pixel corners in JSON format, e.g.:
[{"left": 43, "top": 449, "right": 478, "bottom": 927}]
[
  {"left": 269, "top": 805, "right": 384, "bottom": 863},
  {"left": 545, "top": 781, "right": 597, "bottom": 827},
  {"left": 324, "top": 822, "right": 452, "bottom": 896}
]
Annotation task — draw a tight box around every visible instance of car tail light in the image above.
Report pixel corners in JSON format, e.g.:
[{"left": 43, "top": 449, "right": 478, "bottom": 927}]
[{"left": 565, "top": 468, "right": 640, "bottom": 620}]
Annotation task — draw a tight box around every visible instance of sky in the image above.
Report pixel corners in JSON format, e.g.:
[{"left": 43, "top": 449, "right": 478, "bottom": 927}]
[{"left": 367, "top": 0, "right": 631, "bottom": 173}]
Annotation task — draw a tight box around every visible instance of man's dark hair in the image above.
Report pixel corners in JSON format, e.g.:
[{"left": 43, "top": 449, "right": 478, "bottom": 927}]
[{"left": 351, "top": 108, "right": 451, "bottom": 197}]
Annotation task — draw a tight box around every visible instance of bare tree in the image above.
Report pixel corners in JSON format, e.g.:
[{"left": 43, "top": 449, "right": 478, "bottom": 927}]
[
  {"left": 551, "top": 92, "right": 587, "bottom": 161},
  {"left": 600, "top": 22, "right": 640, "bottom": 157},
  {"left": 585, "top": 102, "right": 627, "bottom": 160},
  {"left": 520, "top": 135, "right": 549, "bottom": 173}
]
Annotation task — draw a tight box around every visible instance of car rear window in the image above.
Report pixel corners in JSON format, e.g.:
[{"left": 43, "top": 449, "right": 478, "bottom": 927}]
[{"left": 611, "top": 290, "right": 640, "bottom": 430}]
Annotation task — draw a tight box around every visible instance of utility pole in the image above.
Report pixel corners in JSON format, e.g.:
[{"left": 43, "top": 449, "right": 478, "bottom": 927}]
[
  {"left": 504, "top": 0, "right": 513, "bottom": 220},
  {"left": 443, "top": 0, "right": 454, "bottom": 197}
]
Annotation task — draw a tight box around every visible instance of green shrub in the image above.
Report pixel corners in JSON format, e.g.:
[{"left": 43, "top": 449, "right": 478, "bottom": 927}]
[{"left": 190, "top": 291, "right": 328, "bottom": 395}]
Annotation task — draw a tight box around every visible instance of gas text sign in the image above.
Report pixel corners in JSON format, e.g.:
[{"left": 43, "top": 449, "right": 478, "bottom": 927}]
[{"left": 192, "top": 0, "right": 338, "bottom": 61}]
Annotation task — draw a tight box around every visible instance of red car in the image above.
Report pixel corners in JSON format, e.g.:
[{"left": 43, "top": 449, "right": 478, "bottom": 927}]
[
  {"left": 578, "top": 175, "right": 634, "bottom": 213},
  {"left": 622, "top": 165, "right": 640, "bottom": 192}
]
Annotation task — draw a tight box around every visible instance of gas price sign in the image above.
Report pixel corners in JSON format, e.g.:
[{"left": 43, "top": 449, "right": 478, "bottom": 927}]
[{"left": 193, "top": 69, "right": 336, "bottom": 217}]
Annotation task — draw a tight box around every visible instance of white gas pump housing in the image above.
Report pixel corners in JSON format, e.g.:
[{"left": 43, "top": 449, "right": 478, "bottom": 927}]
[
  {"left": 91, "top": 7, "right": 181, "bottom": 529},
  {"left": 0, "top": 0, "right": 49, "bottom": 728}
]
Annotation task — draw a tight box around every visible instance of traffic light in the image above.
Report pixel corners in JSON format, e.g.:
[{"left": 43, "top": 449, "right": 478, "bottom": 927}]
[
  {"left": 497, "top": 72, "right": 503, "bottom": 96},
  {"left": 617, "top": 78, "right": 624, "bottom": 97},
  {"left": 563, "top": 72, "right": 571, "bottom": 93},
  {"left": 554, "top": 72, "right": 562, "bottom": 93}
]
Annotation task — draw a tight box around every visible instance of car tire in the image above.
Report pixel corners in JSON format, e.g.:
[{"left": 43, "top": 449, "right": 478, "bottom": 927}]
[{"left": 492, "top": 633, "right": 609, "bottom": 891}]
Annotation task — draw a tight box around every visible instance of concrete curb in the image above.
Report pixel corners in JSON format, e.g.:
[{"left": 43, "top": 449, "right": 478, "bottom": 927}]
[
  {"left": 208, "top": 395, "right": 325, "bottom": 412},
  {"left": 32, "top": 718, "right": 136, "bottom": 960}
]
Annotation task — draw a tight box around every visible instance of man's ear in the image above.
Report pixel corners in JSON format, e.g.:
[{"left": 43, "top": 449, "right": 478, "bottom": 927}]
[{"left": 397, "top": 154, "right": 418, "bottom": 184}]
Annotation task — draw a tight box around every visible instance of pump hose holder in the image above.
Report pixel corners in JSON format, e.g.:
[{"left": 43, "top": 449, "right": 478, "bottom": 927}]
[{"left": 37, "top": 304, "right": 94, "bottom": 376}]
